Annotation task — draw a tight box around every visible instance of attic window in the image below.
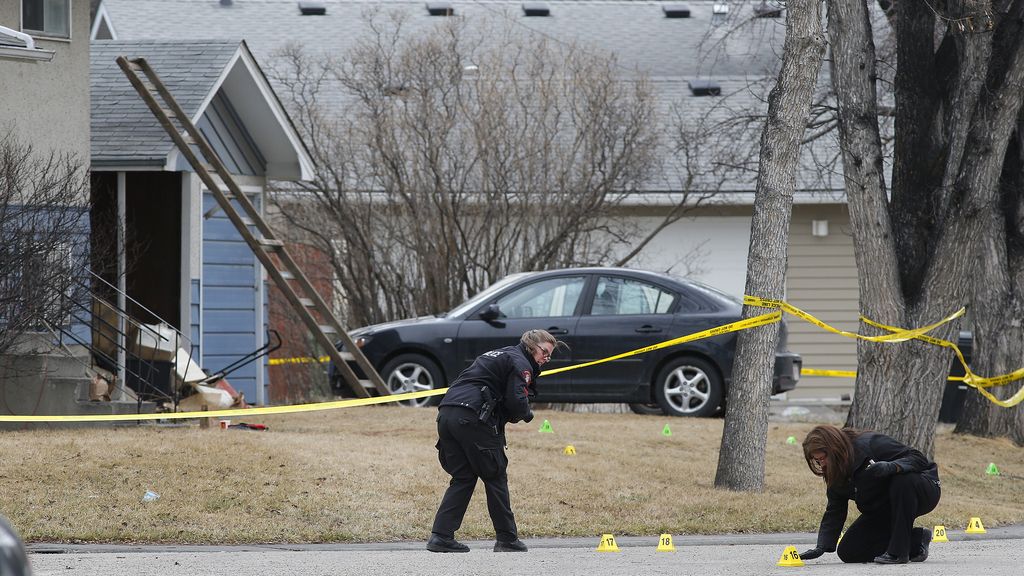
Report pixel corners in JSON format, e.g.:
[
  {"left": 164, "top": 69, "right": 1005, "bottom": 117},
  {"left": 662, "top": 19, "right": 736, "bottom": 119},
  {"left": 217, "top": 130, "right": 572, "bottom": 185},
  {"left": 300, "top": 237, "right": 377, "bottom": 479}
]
[
  {"left": 662, "top": 4, "right": 691, "bottom": 18},
  {"left": 522, "top": 2, "right": 550, "bottom": 17},
  {"left": 753, "top": 2, "right": 783, "bottom": 18},
  {"left": 426, "top": 2, "right": 454, "bottom": 16},
  {"left": 298, "top": 1, "right": 327, "bottom": 15},
  {"left": 688, "top": 79, "right": 721, "bottom": 97}
]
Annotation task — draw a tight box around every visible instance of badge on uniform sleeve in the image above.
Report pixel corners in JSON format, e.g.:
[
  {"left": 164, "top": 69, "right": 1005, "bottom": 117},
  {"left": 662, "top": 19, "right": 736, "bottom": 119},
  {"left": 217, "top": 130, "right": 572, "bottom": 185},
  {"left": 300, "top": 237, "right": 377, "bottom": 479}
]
[{"left": 521, "top": 370, "right": 532, "bottom": 385}]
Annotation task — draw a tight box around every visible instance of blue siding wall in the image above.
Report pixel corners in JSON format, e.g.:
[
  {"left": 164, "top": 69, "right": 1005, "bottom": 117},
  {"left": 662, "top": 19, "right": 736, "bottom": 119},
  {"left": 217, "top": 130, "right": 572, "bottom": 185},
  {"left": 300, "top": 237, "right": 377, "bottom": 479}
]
[{"left": 201, "top": 192, "right": 259, "bottom": 399}]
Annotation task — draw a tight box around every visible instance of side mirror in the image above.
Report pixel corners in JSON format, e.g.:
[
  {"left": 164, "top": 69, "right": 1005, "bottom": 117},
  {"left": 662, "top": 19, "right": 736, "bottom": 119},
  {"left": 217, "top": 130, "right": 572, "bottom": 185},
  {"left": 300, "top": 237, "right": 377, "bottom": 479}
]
[{"left": 479, "top": 303, "right": 502, "bottom": 322}]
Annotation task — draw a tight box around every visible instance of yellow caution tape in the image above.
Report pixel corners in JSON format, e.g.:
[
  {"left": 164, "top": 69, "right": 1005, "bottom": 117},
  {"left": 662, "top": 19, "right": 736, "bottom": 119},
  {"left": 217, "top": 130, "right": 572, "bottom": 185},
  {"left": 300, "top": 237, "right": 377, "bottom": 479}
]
[
  {"left": 0, "top": 388, "right": 448, "bottom": 422},
  {"left": 860, "top": 317, "right": 1024, "bottom": 407},
  {"left": 268, "top": 355, "right": 330, "bottom": 366},
  {"left": 801, "top": 368, "right": 857, "bottom": 378},
  {"left": 758, "top": 297, "right": 1024, "bottom": 407},
  {"left": 743, "top": 295, "right": 966, "bottom": 343},
  {"left": 539, "top": 311, "right": 783, "bottom": 376},
  {"left": 10, "top": 293, "right": 1023, "bottom": 421}
]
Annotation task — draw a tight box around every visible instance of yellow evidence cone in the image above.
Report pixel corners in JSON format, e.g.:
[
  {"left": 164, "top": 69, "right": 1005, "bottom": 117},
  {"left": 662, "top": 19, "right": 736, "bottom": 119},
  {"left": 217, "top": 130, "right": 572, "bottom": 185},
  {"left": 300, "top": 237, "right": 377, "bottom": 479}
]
[
  {"left": 563, "top": 445, "right": 576, "bottom": 455},
  {"left": 662, "top": 423, "right": 672, "bottom": 437},
  {"left": 932, "top": 525, "right": 949, "bottom": 542},
  {"left": 539, "top": 419, "right": 554, "bottom": 433},
  {"left": 657, "top": 533, "right": 676, "bottom": 552},
  {"left": 786, "top": 435, "right": 798, "bottom": 445},
  {"left": 777, "top": 546, "right": 805, "bottom": 567},
  {"left": 596, "top": 533, "right": 620, "bottom": 552},
  {"left": 966, "top": 517, "right": 987, "bottom": 534}
]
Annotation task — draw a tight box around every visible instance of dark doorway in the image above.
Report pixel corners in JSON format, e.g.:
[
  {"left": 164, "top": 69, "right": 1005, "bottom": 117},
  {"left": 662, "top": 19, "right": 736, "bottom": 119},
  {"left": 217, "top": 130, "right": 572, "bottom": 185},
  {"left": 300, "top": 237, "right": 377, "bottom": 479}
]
[{"left": 124, "top": 172, "right": 181, "bottom": 329}]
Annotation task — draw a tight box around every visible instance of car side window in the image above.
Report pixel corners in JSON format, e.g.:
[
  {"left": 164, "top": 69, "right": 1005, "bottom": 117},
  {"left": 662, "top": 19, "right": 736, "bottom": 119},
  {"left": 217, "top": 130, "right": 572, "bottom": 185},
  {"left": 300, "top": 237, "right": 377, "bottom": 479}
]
[
  {"left": 493, "top": 277, "right": 586, "bottom": 318},
  {"left": 590, "top": 276, "right": 676, "bottom": 316}
]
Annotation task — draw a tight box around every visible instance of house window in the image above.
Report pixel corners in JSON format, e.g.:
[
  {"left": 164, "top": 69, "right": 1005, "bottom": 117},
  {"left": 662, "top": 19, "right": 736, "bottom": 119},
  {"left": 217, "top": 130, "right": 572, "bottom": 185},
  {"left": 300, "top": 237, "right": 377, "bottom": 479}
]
[{"left": 22, "top": 0, "right": 70, "bottom": 39}]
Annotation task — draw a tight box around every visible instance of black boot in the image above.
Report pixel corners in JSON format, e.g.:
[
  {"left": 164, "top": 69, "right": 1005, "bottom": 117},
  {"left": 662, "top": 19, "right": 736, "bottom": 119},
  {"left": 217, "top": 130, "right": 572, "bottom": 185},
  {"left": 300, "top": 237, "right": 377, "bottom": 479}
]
[
  {"left": 427, "top": 534, "right": 470, "bottom": 553},
  {"left": 873, "top": 552, "right": 909, "bottom": 564},
  {"left": 911, "top": 537, "right": 930, "bottom": 562},
  {"left": 494, "top": 539, "right": 528, "bottom": 552}
]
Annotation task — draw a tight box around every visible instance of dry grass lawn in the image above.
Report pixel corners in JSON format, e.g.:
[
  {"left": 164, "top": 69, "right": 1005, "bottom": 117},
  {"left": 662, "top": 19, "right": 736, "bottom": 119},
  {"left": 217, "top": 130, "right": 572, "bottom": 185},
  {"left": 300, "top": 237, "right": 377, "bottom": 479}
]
[{"left": 1, "top": 407, "right": 1022, "bottom": 543}]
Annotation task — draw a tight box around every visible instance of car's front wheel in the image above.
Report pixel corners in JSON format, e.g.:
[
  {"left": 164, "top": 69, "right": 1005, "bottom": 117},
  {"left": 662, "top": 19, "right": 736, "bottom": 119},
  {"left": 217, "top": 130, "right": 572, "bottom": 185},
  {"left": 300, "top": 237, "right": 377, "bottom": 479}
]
[
  {"left": 380, "top": 354, "right": 444, "bottom": 407},
  {"left": 654, "top": 356, "right": 723, "bottom": 417}
]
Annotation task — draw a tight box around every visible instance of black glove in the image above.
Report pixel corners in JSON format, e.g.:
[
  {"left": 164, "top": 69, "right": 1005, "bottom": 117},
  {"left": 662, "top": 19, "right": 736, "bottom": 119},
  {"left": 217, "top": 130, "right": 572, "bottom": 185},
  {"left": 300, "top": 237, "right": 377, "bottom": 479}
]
[
  {"left": 800, "top": 547, "right": 825, "bottom": 560},
  {"left": 865, "top": 460, "right": 900, "bottom": 478},
  {"left": 523, "top": 409, "right": 534, "bottom": 423}
]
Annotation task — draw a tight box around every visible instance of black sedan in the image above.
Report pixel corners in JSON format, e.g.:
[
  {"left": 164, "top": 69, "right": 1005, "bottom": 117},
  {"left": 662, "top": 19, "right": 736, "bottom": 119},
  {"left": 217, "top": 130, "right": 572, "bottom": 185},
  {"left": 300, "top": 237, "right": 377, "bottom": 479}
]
[{"left": 332, "top": 267, "right": 802, "bottom": 417}]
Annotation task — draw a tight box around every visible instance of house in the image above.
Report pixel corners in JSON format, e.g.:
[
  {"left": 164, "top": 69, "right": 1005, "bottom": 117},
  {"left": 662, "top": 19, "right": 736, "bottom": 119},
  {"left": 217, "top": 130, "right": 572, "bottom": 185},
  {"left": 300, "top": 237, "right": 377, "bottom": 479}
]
[
  {"left": 93, "top": 0, "right": 862, "bottom": 401},
  {"left": 89, "top": 39, "right": 314, "bottom": 404},
  {"left": 3, "top": 1, "right": 316, "bottom": 417}
]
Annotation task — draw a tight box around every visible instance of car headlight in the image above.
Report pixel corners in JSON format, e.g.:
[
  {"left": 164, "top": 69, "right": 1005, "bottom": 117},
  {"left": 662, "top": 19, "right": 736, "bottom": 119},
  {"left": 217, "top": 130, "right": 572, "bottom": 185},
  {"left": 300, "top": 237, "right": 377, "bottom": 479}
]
[{"left": 354, "top": 335, "right": 372, "bottom": 348}]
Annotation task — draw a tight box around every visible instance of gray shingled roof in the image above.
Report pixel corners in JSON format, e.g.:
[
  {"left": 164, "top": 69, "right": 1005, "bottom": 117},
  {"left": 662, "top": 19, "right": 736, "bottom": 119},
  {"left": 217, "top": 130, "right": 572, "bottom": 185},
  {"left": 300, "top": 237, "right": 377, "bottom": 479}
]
[
  {"left": 90, "top": 40, "right": 242, "bottom": 166},
  {"left": 97, "top": 0, "right": 785, "bottom": 79},
  {"left": 95, "top": 0, "right": 842, "bottom": 194}
]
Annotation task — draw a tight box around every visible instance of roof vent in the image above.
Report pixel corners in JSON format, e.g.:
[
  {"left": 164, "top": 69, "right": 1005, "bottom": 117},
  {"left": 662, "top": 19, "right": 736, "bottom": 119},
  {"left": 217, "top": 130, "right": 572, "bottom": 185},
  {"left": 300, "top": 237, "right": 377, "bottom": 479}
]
[
  {"left": 298, "top": 1, "right": 327, "bottom": 15},
  {"left": 522, "top": 2, "right": 550, "bottom": 17},
  {"left": 220, "top": 0, "right": 233, "bottom": 7},
  {"left": 753, "top": 1, "right": 783, "bottom": 18},
  {"left": 662, "top": 4, "right": 691, "bottom": 18},
  {"left": 426, "top": 2, "right": 455, "bottom": 16},
  {"left": 688, "top": 79, "right": 721, "bottom": 97}
]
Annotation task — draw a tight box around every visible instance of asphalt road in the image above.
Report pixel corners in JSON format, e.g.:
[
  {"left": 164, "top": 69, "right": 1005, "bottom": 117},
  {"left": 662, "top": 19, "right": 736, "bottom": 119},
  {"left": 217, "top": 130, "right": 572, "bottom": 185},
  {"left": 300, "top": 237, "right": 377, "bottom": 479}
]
[{"left": 27, "top": 524, "right": 1024, "bottom": 576}]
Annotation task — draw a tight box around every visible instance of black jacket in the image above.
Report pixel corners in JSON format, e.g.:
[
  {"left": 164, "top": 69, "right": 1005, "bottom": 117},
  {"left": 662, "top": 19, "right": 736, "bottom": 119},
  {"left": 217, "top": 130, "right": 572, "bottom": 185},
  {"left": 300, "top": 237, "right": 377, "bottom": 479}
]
[
  {"left": 438, "top": 343, "right": 537, "bottom": 427},
  {"left": 815, "top": 432, "right": 939, "bottom": 550}
]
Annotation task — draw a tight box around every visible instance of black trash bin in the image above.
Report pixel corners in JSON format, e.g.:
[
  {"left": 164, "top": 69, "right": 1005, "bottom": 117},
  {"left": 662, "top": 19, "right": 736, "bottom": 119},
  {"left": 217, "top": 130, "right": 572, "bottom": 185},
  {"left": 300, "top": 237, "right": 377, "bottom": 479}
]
[{"left": 938, "top": 331, "right": 972, "bottom": 424}]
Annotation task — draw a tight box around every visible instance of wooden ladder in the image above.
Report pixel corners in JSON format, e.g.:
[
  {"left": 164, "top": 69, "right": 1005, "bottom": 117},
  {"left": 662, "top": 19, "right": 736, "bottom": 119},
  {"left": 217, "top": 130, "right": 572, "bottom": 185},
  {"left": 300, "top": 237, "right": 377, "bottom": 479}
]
[{"left": 116, "top": 56, "right": 388, "bottom": 399}]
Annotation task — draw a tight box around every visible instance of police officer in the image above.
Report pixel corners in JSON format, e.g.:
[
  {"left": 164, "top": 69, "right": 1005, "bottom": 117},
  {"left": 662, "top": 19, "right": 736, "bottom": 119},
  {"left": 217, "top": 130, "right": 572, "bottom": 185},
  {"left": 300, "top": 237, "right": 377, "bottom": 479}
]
[
  {"left": 800, "top": 425, "right": 940, "bottom": 564},
  {"left": 426, "top": 329, "right": 559, "bottom": 553}
]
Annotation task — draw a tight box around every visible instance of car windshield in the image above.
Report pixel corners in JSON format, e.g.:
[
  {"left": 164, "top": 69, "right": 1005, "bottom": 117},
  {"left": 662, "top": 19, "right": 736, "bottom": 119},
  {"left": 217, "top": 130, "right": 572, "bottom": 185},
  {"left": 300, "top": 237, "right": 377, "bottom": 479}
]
[{"left": 444, "top": 273, "right": 532, "bottom": 318}]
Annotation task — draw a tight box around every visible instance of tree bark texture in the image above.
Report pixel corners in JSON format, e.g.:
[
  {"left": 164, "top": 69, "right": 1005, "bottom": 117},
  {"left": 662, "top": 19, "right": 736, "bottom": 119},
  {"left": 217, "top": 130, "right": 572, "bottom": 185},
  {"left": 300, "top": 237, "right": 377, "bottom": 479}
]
[
  {"left": 956, "top": 104, "right": 1024, "bottom": 443},
  {"left": 828, "top": 0, "right": 1024, "bottom": 454},
  {"left": 714, "top": 0, "right": 825, "bottom": 492}
]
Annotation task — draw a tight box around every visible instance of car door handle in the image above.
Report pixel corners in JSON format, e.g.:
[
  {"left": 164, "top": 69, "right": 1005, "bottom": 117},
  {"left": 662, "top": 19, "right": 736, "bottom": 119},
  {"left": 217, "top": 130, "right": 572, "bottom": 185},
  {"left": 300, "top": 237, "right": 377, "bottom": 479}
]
[
  {"left": 635, "top": 326, "right": 663, "bottom": 333},
  {"left": 547, "top": 328, "right": 569, "bottom": 335}
]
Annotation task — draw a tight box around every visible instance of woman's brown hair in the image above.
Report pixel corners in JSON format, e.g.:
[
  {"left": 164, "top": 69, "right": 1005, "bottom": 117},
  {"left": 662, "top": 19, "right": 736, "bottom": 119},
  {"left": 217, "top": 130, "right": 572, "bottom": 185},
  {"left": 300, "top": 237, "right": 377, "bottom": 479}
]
[{"left": 802, "top": 425, "right": 860, "bottom": 488}]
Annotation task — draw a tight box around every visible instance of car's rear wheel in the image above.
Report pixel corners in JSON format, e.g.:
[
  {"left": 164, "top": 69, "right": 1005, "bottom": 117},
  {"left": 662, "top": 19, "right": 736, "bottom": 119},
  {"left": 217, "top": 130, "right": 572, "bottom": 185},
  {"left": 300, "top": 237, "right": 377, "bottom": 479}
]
[
  {"left": 628, "top": 403, "right": 663, "bottom": 416},
  {"left": 380, "top": 354, "right": 444, "bottom": 407},
  {"left": 654, "top": 356, "right": 723, "bottom": 417}
]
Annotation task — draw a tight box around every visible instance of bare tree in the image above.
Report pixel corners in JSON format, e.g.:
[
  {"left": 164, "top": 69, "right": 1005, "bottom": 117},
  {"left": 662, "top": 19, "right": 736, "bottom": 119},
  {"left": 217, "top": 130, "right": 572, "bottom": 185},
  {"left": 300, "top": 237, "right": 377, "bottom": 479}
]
[
  {"left": 0, "top": 128, "right": 90, "bottom": 358},
  {"left": 266, "top": 10, "right": 683, "bottom": 328},
  {"left": 826, "top": 0, "right": 1024, "bottom": 455},
  {"left": 714, "top": 0, "right": 826, "bottom": 491}
]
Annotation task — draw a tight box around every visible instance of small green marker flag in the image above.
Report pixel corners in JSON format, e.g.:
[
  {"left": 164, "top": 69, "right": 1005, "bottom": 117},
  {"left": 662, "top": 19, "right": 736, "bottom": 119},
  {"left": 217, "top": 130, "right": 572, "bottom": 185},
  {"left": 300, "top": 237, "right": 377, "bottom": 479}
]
[
  {"left": 662, "top": 424, "right": 672, "bottom": 437},
  {"left": 539, "top": 419, "right": 554, "bottom": 433},
  {"left": 786, "top": 436, "right": 797, "bottom": 445},
  {"left": 986, "top": 462, "right": 1000, "bottom": 476}
]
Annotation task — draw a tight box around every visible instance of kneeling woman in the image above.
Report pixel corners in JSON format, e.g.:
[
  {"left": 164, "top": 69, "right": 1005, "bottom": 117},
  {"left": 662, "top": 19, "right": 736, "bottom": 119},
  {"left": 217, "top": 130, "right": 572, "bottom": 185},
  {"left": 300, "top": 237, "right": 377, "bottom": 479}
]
[{"left": 800, "top": 425, "right": 940, "bottom": 564}]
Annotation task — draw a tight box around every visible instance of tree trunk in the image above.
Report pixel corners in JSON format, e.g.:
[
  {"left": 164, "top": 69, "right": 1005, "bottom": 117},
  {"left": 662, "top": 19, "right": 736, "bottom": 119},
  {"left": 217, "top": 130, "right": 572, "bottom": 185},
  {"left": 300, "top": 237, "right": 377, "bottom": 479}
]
[
  {"left": 829, "top": 0, "right": 1024, "bottom": 456},
  {"left": 714, "top": 0, "right": 825, "bottom": 492},
  {"left": 956, "top": 111, "right": 1024, "bottom": 444}
]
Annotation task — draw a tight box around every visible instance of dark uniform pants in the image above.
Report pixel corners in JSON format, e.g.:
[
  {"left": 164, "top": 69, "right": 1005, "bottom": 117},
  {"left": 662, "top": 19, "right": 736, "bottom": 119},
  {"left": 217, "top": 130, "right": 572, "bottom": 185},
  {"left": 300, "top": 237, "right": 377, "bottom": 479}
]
[
  {"left": 837, "top": 472, "right": 941, "bottom": 562},
  {"left": 431, "top": 406, "right": 517, "bottom": 542}
]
